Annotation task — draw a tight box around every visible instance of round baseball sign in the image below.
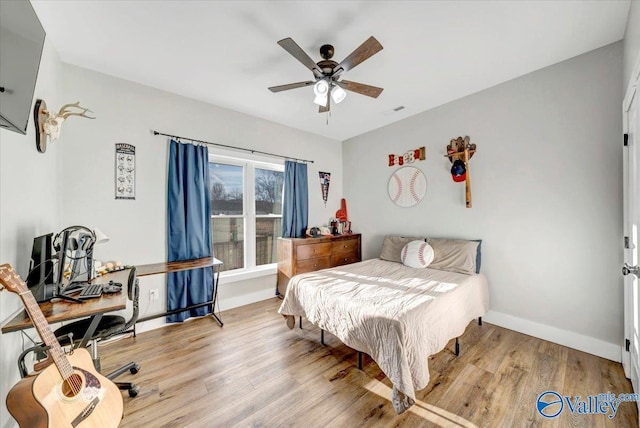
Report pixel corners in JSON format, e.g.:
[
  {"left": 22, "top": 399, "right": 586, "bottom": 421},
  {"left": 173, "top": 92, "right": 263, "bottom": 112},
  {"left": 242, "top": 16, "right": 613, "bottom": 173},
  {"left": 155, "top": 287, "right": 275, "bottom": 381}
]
[{"left": 388, "top": 166, "right": 427, "bottom": 207}]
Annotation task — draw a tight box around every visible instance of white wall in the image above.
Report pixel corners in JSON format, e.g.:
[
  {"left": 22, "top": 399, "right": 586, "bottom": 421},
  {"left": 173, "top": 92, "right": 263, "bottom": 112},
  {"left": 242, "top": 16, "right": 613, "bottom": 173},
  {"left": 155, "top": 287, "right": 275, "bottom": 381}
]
[
  {"left": 0, "top": 39, "right": 62, "bottom": 428},
  {"left": 0, "top": 45, "right": 342, "bottom": 428},
  {"left": 59, "top": 64, "right": 343, "bottom": 331},
  {"left": 343, "top": 42, "right": 624, "bottom": 361},
  {"left": 623, "top": 0, "right": 640, "bottom": 88},
  {"left": 0, "top": 11, "right": 632, "bottom": 426}
]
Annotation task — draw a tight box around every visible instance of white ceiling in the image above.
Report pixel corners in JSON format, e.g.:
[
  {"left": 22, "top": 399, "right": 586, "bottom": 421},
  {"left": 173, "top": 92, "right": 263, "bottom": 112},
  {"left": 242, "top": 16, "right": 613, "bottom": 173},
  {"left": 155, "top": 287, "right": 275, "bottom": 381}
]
[{"left": 31, "top": 1, "right": 630, "bottom": 141}]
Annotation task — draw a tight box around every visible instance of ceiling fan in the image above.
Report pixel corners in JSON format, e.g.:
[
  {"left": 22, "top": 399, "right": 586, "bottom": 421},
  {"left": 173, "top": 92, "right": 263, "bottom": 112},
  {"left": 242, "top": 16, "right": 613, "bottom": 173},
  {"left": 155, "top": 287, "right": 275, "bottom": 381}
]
[{"left": 268, "top": 36, "right": 384, "bottom": 113}]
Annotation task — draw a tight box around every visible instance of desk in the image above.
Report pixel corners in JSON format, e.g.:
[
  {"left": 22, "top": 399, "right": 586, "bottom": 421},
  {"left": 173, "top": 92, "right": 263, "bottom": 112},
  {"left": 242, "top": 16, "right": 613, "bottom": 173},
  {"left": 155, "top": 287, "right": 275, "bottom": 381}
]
[
  {"left": 1, "top": 269, "right": 130, "bottom": 349},
  {"left": 136, "top": 256, "right": 224, "bottom": 326}
]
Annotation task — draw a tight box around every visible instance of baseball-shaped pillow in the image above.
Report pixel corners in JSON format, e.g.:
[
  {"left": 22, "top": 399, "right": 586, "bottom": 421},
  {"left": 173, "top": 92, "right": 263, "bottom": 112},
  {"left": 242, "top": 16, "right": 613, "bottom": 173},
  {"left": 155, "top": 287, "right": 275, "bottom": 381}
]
[{"left": 401, "top": 240, "right": 434, "bottom": 268}]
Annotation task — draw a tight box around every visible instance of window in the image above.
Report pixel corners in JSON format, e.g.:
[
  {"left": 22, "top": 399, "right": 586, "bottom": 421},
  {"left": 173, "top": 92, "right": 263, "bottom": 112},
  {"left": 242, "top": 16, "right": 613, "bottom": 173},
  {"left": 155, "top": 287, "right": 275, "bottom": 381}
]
[{"left": 209, "top": 156, "right": 284, "bottom": 273}]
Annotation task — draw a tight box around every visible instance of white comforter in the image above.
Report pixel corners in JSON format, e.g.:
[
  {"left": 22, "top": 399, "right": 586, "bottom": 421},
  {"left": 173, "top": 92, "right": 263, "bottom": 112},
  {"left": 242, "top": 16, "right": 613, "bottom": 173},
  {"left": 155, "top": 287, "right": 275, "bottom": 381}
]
[{"left": 278, "top": 258, "right": 489, "bottom": 414}]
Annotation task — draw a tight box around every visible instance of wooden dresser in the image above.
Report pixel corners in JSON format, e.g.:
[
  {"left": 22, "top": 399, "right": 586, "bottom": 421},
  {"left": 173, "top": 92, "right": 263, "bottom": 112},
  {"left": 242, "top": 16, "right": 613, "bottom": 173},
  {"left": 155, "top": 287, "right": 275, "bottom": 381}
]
[{"left": 277, "top": 234, "right": 361, "bottom": 296}]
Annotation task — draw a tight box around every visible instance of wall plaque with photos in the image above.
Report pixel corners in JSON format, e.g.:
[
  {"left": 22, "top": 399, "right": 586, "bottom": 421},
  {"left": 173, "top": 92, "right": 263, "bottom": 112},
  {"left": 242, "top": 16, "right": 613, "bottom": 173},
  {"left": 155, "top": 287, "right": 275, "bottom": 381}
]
[{"left": 115, "top": 143, "right": 136, "bottom": 200}]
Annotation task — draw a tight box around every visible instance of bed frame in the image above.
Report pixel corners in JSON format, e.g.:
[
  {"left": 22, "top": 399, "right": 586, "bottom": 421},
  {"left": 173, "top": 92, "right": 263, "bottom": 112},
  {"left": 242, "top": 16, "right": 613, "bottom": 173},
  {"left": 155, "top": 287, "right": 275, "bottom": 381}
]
[{"left": 297, "top": 316, "right": 483, "bottom": 370}]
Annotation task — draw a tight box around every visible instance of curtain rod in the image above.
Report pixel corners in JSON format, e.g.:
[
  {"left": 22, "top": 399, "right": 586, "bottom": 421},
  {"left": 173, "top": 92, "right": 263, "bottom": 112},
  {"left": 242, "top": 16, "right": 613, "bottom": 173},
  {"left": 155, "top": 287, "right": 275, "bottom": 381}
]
[{"left": 153, "top": 131, "right": 314, "bottom": 164}]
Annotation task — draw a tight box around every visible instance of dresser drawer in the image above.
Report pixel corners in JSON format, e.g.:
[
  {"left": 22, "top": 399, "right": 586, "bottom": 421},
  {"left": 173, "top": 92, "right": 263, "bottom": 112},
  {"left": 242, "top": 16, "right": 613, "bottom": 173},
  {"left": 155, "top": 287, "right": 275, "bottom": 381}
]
[
  {"left": 331, "top": 253, "right": 360, "bottom": 267},
  {"left": 331, "top": 238, "right": 359, "bottom": 255},
  {"left": 296, "top": 257, "right": 331, "bottom": 274},
  {"left": 277, "top": 234, "right": 361, "bottom": 297},
  {"left": 296, "top": 243, "right": 331, "bottom": 260}
]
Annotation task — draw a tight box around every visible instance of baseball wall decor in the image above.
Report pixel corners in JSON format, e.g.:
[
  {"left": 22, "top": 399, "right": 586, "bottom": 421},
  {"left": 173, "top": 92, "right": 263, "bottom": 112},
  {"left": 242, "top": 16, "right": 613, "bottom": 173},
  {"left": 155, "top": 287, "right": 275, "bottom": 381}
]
[
  {"left": 388, "top": 146, "right": 426, "bottom": 167},
  {"left": 319, "top": 171, "right": 331, "bottom": 207},
  {"left": 115, "top": 143, "right": 136, "bottom": 200},
  {"left": 388, "top": 166, "right": 427, "bottom": 207},
  {"left": 444, "top": 136, "right": 477, "bottom": 208}
]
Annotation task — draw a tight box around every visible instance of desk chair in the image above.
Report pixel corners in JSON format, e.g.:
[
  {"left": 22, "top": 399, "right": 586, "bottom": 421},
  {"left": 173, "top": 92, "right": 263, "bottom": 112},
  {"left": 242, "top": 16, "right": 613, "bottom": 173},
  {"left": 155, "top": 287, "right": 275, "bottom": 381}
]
[{"left": 53, "top": 267, "right": 141, "bottom": 397}]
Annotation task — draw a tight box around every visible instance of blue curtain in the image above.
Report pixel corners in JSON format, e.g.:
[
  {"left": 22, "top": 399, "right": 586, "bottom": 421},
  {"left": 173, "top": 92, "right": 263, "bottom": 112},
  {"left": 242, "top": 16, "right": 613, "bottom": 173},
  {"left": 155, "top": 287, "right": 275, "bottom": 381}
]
[
  {"left": 166, "top": 140, "right": 214, "bottom": 323},
  {"left": 282, "top": 161, "right": 308, "bottom": 238}
]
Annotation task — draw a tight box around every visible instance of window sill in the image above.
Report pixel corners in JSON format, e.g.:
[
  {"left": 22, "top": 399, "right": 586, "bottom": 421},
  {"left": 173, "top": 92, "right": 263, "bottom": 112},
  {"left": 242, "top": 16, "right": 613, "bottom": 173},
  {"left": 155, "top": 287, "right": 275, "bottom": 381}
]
[{"left": 219, "top": 264, "right": 277, "bottom": 284}]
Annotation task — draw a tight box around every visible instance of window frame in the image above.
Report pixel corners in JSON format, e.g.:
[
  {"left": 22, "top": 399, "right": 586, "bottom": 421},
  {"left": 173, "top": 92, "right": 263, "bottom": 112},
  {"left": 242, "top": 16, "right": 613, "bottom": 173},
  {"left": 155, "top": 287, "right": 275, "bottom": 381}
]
[{"left": 209, "top": 152, "right": 284, "bottom": 277}]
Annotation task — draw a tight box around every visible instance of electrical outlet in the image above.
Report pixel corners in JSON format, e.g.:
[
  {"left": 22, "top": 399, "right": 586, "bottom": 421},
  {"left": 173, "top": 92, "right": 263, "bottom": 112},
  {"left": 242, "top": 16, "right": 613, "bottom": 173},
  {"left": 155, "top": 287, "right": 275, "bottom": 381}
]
[{"left": 149, "top": 289, "right": 159, "bottom": 301}]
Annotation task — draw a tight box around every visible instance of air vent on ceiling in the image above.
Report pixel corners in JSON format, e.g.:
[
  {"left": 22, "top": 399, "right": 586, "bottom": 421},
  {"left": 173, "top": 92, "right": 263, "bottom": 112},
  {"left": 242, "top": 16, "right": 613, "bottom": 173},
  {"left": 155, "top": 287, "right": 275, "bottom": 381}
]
[{"left": 383, "top": 106, "right": 406, "bottom": 116}]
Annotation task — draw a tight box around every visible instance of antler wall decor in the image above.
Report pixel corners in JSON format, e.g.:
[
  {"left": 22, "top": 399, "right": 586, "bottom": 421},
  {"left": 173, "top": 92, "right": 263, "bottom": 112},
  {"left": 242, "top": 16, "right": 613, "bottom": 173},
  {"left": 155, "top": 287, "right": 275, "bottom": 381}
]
[{"left": 33, "top": 99, "right": 95, "bottom": 153}]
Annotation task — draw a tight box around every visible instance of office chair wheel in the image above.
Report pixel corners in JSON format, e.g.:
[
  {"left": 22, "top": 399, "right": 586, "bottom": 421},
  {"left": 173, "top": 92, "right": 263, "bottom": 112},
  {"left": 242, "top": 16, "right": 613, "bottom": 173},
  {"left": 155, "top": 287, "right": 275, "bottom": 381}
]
[
  {"left": 130, "top": 364, "right": 140, "bottom": 375},
  {"left": 128, "top": 385, "right": 140, "bottom": 397}
]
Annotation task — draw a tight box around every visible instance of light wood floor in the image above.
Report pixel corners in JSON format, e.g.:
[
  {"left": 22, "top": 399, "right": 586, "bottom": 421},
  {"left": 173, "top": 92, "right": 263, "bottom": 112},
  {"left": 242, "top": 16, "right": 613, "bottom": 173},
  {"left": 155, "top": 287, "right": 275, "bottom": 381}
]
[{"left": 99, "top": 298, "right": 637, "bottom": 427}]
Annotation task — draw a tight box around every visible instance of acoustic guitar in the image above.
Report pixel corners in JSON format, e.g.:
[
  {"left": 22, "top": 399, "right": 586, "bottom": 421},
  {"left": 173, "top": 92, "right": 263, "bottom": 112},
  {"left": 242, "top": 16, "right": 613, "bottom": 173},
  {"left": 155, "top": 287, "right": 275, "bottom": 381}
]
[{"left": 0, "top": 263, "right": 123, "bottom": 428}]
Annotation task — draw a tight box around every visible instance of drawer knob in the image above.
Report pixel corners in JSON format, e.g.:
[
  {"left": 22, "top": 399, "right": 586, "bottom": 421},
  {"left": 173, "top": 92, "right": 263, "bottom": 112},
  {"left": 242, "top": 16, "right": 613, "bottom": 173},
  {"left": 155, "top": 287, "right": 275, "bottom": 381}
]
[
  {"left": 344, "top": 258, "right": 348, "bottom": 262},
  {"left": 344, "top": 245, "right": 348, "bottom": 248},
  {"left": 313, "top": 263, "right": 318, "bottom": 267}
]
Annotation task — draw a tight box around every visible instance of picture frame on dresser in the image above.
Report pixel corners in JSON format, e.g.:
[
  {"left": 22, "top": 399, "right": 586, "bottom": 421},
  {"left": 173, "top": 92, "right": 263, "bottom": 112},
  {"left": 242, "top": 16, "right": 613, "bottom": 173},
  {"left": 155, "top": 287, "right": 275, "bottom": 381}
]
[{"left": 276, "top": 234, "right": 362, "bottom": 297}]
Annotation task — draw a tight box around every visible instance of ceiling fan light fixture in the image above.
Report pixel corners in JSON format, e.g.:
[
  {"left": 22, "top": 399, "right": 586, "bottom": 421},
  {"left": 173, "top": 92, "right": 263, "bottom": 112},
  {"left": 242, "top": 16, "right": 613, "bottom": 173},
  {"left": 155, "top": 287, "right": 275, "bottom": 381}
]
[
  {"left": 313, "top": 94, "right": 328, "bottom": 106},
  {"left": 313, "top": 79, "right": 329, "bottom": 106},
  {"left": 270, "top": 37, "right": 384, "bottom": 113},
  {"left": 314, "top": 79, "right": 329, "bottom": 95},
  {"left": 331, "top": 85, "right": 347, "bottom": 104}
]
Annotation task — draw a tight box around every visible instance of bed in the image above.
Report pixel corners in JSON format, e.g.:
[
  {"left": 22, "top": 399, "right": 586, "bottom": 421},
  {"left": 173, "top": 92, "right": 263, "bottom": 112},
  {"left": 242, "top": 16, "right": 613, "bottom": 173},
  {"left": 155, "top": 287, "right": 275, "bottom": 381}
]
[{"left": 277, "top": 236, "right": 489, "bottom": 414}]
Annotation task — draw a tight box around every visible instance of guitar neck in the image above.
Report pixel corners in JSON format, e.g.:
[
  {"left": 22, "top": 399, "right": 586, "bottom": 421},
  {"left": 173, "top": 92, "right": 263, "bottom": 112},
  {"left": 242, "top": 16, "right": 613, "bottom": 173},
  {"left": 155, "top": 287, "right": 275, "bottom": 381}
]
[{"left": 18, "top": 289, "right": 74, "bottom": 380}]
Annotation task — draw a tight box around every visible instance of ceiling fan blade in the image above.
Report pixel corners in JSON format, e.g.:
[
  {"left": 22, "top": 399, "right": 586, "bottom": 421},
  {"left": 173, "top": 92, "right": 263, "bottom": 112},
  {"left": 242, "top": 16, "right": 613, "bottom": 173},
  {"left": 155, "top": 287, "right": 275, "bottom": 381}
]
[
  {"left": 336, "top": 80, "right": 384, "bottom": 98},
  {"left": 333, "top": 36, "right": 383, "bottom": 76},
  {"left": 268, "top": 81, "right": 315, "bottom": 93},
  {"left": 319, "top": 95, "right": 330, "bottom": 113},
  {"left": 278, "top": 38, "right": 324, "bottom": 77}
]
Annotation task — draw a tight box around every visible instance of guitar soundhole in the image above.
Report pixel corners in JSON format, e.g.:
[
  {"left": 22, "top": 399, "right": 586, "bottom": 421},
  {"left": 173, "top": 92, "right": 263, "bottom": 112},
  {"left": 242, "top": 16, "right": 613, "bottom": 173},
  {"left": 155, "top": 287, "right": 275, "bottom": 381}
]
[{"left": 61, "top": 373, "right": 84, "bottom": 398}]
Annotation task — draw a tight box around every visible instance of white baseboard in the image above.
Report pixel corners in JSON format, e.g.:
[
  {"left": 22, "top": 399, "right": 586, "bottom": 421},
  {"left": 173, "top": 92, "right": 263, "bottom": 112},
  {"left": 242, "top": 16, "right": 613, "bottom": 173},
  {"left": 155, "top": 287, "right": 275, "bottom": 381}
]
[
  {"left": 483, "top": 310, "right": 622, "bottom": 362},
  {"left": 218, "top": 289, "right": 275, "bottom": 312},
  {"left": 134, "top": 290, "right": 276, "bottom": 334}
]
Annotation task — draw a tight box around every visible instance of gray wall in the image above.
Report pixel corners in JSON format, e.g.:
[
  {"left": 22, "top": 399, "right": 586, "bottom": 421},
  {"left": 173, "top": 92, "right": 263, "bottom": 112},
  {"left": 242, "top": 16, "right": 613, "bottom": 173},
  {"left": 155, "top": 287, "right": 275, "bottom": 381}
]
[
  {"left": 0, "top": 48, "right": 344, "bottom": 428},
  {"left": 343, "top": 42, "right": 623, "bottom": 359},
  {"left": 0, "top": 39, "right": 63, "bottom": 428},
  {"left": 58, "top": 64, "right": 343, "bottom": 331},
  {"left": 624, "top": 0, "right": 640, "bottom": 88},
  {"left": 0, "top": 9, "right": 633, "bottom": 426}
]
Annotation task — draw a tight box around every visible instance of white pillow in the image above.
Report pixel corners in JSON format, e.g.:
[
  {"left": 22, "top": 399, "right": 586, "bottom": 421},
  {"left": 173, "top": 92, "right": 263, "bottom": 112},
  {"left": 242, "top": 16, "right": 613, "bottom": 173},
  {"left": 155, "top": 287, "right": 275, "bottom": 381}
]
[{"left": 401, "top": 240, "right": 434, "bottom": 268}]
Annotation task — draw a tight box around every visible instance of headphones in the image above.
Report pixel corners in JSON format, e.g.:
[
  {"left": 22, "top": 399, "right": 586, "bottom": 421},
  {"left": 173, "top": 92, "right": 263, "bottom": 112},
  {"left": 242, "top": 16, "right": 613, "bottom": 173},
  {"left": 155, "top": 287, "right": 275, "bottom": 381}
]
[{"left": 53, "top": 226, "right": 95, "bottom": 252}]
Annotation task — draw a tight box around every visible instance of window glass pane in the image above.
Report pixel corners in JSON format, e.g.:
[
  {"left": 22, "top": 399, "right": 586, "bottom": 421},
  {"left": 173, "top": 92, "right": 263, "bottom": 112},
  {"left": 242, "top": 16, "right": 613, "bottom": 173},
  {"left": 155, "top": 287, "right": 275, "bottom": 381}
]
[
  {"left": 256, "top": 217, "right": 282, "bottom": 266},
  {"left": 210, "top": 162, "right": 245, "bottom": 272},
  {"left": 212, "top": 217, "right": 244, "bottom": 271},
  {"left": 210, "top": 163, "right": 244, "bottom": 215},
  {"left": 255, "top": 168, "right": 284, "bottom": 215},
  {"left": 209, "top": 160, "right": 284, "bottom": 272}
]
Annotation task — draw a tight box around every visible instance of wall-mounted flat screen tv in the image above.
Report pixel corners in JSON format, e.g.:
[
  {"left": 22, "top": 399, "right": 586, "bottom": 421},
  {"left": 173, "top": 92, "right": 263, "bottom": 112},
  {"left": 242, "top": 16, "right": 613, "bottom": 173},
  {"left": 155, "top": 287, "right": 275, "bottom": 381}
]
[{"left": 0, "top": 0, "right": 46, "bottom": 135}]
